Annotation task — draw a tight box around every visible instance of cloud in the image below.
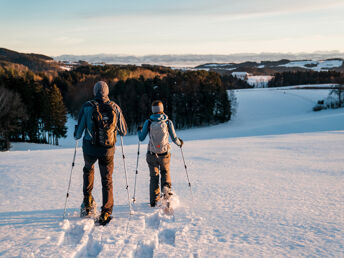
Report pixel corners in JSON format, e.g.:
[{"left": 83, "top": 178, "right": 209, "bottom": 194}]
[
  {"left": 204, "top": 0, "right": 344, "bottom": 21},
  {"left": 81, "top": 0, "right": 344, "bottom": 22}
]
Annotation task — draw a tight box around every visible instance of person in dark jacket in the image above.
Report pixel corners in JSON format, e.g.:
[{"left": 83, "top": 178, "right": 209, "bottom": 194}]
[
  {"left": 138, "top": 100, "right": 183, "bottom": 207},
  {"left": 74, "top": 81, "right": 127, "bottom": 224}
]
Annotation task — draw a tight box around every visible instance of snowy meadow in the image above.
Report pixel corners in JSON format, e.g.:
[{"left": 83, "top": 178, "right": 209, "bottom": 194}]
[{"left": 1, "top": 86, "right": 344, "bottom": 257}]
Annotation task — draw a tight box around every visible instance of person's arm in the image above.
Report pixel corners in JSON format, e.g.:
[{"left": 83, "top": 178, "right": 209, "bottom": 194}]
[
  {"left": 74, "top": 105, "right": 86, "bottom": 140},
  {"left": 115, "top": 105, "right": 127, "bottom": 136},
  {"left": 138, "top": 120, "right": 149, "bottom": 142},
  {"left": 167, "top": 120, "right": 182, "bottom": 146}
]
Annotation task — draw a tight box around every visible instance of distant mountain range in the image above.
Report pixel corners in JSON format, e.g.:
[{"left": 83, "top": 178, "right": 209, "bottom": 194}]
[
  {"left": 1, "top": 47, "right": 344, "bottom": 75},
  {"left": 55, "top": 51, "right": 344, "bottom": 67},
  {"left": 196, "top": 59, "right": 344, "bottom": 75}
]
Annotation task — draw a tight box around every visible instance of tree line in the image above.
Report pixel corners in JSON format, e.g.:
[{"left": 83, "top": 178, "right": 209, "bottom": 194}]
[
  {"left": 0, "top": 67, "right": 67, "bottom": 150},
  {"left": 0, "top": 64, "right": 233, "bottom": 150},
  {"left": 268, "top": 71, "right": 344, "bottom": 87},
  {"left": 52, "top": 66, "right": 233, "bottom": 132},
  {"left": 108, "top": 71, "right": 232, "bottom": 132}
]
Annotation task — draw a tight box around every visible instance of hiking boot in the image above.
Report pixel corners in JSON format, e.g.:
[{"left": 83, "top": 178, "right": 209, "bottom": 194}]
[
  {"left": 80, "top": 195, "right": 97, "bottom": 218},
  {"left": 97, "top": 211, "right": 112, "bottom": 226},
  {"left": 162, "top": 186, "right": 173, "bottom": 200}
]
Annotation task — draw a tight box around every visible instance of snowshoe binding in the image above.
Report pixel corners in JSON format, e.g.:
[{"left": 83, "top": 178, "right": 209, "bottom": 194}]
[
  {"left": 161, "top": 186, "right": 174, "bottom": 215},
  {"left": 95, "top": 211, "right": 112, "bottom": 226},
  {"left": 80, "top": 195, "right": 97, "bottom": 218}
]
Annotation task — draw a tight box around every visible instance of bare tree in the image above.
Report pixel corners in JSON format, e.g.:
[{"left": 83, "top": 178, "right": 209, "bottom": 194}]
[{"left": 329, "top": 85, "right": 344, "bottom": 108}]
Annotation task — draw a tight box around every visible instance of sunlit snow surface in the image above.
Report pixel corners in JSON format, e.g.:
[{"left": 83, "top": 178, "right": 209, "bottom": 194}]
[
  {"left": 279, "top": 60, "right": 343, "bottom": 71},
  {"left": 1, "top": 86, "right": 344, "bottom": 257}
]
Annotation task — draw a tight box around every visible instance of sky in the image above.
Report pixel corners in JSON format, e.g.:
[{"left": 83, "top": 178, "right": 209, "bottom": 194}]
[{"left": 0, "top": 0, "right": 344, "bottom": 56}]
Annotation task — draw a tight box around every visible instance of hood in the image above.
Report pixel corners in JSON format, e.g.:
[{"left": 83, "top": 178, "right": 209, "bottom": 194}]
[
  {"left": 93, "top": 81, "right": 110, "bottom": 102},
  {"left": 149, "top": 113, "right": 168, "bottom": 122}
]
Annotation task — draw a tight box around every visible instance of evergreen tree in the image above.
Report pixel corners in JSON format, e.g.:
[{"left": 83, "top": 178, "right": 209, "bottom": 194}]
[
  {"left": 47, "top": 84, "right": 67, "bottom": 145},
  {"left": 0, "top": 86, "right": 28, "bottom": 150}
]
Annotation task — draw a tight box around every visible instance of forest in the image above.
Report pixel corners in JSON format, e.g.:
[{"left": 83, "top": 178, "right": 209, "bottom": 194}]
[
  {"left": 0, "top": 67, "right": 66, "bottom": 150},
  {"left": 0, "top": 64, "right": 233, "bottom": 150},
  {"left": 268, "top": 71, "right": 344, "bottom": 87},
  {"left": 53, "top": 65, "right": 232, "bottom": 132}
]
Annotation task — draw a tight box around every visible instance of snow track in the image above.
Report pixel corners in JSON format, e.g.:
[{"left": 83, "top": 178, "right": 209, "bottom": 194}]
[
  {"left": 58, "top": 218, "right": 100, "bottom": 257},
  {"left": 45, "top": 199, "right": 224, "bottom": 257}
]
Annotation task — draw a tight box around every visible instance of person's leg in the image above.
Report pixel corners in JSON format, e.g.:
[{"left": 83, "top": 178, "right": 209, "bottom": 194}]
[
  {"left": 83, "top": 153, "right": 97, "bottom": 200},
  {"left": 98, "top": 155, "right": 114, "bottom": 215},
  {"left": 146, "top": 153, "right": 160, "bottom": 206},
  {"left": 159, "top": 153, "right": 171, "bottom": 190}
]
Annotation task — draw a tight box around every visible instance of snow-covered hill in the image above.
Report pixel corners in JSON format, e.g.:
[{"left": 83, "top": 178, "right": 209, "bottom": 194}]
[
  {"left": 197, "top": 59, "right": 344, "bottom": 72},
  {"left": 1, "top": 86, "right": 344, "bottom": 257},
  {"left": 279, "top": 60, "right": 343, "bottom": 72}
]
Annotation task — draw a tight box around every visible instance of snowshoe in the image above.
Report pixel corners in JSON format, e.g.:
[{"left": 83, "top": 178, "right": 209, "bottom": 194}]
[
  {"left": 161, "top": 186, "right": 174, "bottom": 215},
  {"left": 95, "top": 211, "right": 112, "bottom": 226},
  {"left": 80, "top": 195, "right": 97, "bottom": 218}
]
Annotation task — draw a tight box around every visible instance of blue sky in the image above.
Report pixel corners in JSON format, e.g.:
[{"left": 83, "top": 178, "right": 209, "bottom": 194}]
[{"left": 1, "top": 0, "right": 343, "bottom": 56}]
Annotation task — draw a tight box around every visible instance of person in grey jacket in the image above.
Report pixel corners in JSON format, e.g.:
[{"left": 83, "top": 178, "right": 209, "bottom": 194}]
[
  {"left": 74, "top": 81, "right": 127, "bottom": 224},
  {"left": 138, "top": 100, "right": 183, "bottom": 207}
]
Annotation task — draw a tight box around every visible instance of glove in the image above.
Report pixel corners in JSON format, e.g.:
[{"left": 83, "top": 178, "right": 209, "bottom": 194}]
[
  {"left": 137, "top": 125, "right": 143, "bottom": 131},
  {"left": 73, "top": 125, "right": 78, "bottom": 139},
  {"left": 179, "top": 138, "right": 184, "bottom": 147}
]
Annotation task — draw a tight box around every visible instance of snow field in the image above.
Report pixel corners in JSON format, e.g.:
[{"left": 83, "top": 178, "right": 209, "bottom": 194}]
[
  {"left": 246, "top": 75, "right": 273, "bottom": 88},
  {"left": 177, "top": 87, "right": 344, "bottom": 141},
  {"left": 279, "top": 60, "right": 343, "bottom": 71},
  {"left": 1, "top": 131, "right": 344, "bottom": 257},
  {"left": 1, "top": 86, "right": 344, "bottom": 257}
]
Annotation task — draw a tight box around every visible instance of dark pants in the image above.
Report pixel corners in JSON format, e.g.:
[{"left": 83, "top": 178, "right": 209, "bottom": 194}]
[
  {"left": 146, "top": 152, "right": 171, "bottom": 206},
  {"left": 83, "top": 153, "right": 114, "bottom": 214}
]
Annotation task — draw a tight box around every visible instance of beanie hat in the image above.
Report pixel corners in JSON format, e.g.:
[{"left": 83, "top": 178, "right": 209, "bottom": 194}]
[
  {"left": 93, "top": 81, "right": 109, "bottom": 97},
  {"left": 152, "top": 101, "right": 164, "bottom": 113}
]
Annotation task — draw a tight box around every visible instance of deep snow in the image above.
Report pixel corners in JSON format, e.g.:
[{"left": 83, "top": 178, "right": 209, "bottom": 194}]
[{"left": 1, "top": 86, "right": 344, "bottom": 257}]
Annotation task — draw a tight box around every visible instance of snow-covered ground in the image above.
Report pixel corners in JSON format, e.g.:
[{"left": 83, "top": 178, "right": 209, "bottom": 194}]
[
  {"left": 279, "top": 60, "right": 343, "bottom": 71},
  {"left": 1, "top": 86, "right": 344, "bottom": 257},
  {"left": 246, "top": 75, "right": 274, "bottom": 88}
]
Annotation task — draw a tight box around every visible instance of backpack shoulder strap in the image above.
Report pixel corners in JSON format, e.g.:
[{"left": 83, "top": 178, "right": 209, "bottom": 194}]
[
  {"left": 87, "top": 100, "right": 98, "bottom": 108},
  {"left": 107, "top": 101, "right": 120, "bottom": 113},
  {"left": 148, "top": 119, "right": 152, "bottom": 132},
  {"left": 104, "top": 101, "right": 118, "bottom": 130}
]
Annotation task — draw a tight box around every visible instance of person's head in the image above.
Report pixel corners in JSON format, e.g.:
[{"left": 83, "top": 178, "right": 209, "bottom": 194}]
[
  {"left": 152, "top": 100, "right": 164, "bottom": 114},
  {"left": 93, "top": 81, "right": 109, "bottom": 98}
]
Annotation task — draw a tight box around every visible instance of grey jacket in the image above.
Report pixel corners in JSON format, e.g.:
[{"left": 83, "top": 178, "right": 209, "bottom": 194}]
[{"left": 74, "top": 96, "right": 127, "bottom": 157}]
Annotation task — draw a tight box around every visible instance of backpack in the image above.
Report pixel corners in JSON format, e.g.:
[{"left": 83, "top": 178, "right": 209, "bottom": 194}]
[
  {"left": 89, "top": 100, "right": 117, "bottom": 147},
  {"left": 148, "top": 119, "right": 170, "bottom": 154}
]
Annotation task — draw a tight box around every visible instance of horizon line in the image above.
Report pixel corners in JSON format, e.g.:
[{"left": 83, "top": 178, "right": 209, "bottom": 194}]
[{"left": 54, "top": 50, "right": 344, "bottom": 58}]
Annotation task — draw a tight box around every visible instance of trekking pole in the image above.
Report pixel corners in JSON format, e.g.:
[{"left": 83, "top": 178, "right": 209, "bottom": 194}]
[
  {"left": 120, "top": 136, "right": 134, "bottom": 215},
  {"left": 132, "top": 141, "right": 140, "bottom": 203},
  {"left": 63, "top": 140, "right": 78, "bottom": 219},
  {"left": 180, "top": 146, "right": 194, "bottom": 202}
]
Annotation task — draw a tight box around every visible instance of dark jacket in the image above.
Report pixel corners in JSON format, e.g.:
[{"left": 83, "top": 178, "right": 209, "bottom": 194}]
[{"left": 74, "top": 95, "right": 127, "bottom": 157}]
